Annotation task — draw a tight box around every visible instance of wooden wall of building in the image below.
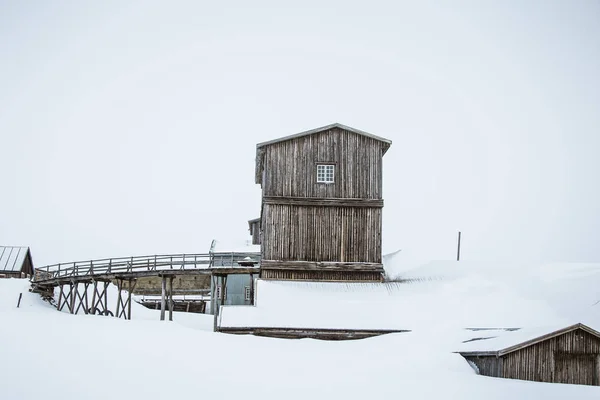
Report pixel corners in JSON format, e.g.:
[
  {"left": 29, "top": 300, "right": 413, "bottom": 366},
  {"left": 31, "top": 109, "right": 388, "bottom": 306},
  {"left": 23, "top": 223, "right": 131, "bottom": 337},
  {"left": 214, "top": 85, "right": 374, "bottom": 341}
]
[
  {"left": 502, "top": 328, "right": 600, "bottom": 385},
  {"left": 259, "top": 128, "right": 385, "bottom": 199},
  {"left": 256, "top": 126, "right": 388, "bottom": 281},
  {"left": 262, "top": 204, "right": 381, "bottom": 263}
]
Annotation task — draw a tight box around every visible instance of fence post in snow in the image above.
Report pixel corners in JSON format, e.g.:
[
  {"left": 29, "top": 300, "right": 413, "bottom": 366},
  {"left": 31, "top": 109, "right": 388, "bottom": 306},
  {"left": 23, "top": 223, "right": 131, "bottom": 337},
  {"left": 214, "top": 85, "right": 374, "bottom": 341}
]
[{"left": 457, "top": 231, "right": 462, "bottom": 261}]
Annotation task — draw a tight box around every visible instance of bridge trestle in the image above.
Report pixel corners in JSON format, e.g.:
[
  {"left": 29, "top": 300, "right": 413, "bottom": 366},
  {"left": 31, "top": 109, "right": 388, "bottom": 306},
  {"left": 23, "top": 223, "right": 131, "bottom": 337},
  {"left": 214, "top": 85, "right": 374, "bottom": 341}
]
[{"left": 115, "top": 278, "right": 137, "bottom": 320}]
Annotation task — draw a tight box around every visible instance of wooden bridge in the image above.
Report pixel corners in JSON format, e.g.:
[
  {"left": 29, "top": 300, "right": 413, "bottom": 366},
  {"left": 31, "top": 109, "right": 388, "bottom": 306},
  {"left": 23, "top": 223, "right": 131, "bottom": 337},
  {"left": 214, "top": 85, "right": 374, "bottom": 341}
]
[{"left": 31, "top": 252, "right": 260, "bottom": 324}]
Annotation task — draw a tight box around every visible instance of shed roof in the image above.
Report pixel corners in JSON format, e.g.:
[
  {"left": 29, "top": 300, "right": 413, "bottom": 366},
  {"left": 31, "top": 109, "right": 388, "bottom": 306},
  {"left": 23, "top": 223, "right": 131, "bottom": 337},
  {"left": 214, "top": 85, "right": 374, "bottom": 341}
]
[
  {"left": 0, "top": 246, "right": 33, "bottom": 272},
  {"left": 459, "top": 323, "right": 600, "bottom": 357},
  {"left": 256, "top": 123, "right": 392, "bottom": 150}
]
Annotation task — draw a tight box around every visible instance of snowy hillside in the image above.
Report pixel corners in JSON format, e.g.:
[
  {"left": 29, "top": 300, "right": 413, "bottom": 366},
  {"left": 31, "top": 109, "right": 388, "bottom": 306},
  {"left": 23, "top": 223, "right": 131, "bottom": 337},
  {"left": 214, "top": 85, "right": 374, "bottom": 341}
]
[{"left": 1, "top": 274, "right": 599, "bottom": 399}]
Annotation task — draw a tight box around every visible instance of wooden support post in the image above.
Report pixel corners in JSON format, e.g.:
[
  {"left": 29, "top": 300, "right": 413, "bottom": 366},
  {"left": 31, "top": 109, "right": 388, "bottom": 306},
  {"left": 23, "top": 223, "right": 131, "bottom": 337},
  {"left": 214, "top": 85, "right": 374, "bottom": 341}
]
[
  {"left": 213, "top": 274, "right": 228, "bottom": 332},
  {"left": 213, "top": 275, "right": 219, "bottom": 332},
  {"left": 69, "top": 282, "right": 77, "bottom": 314},
  {"left": 210, "top": 274, "right": 217, "bottom": 315},
  {"left": 249, "top": 273, "right": 255, "bottom": 306},
  {"left": 160, "top": 275, "right": 166, "bottom": 321},
  {"left": 168, "top": 276, "right": 174, "bottom": 321},
  {"left": 103, "top": 281, "right": 109, "bottom": 315},
  {"left": 116, "top": 279, "right": 122, "bottom": 318},
  {"left": 126, "top": 279, "right": 137, "bottom": 320},
  {"left": 90, "top": 281, "right": 97, "bottom": 314},
  {"left": 57, "top": 284, "right": 64, "bottom": 311},
  {"left": 83, "top": 282, "right": 89, "bottom": 314}
]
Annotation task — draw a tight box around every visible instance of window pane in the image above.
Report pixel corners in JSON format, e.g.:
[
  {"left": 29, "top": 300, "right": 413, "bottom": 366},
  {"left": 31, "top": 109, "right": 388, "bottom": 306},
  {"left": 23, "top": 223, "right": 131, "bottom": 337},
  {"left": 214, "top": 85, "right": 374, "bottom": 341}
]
[{"left": 317, "top": 164, "right": 334, "bottom": 182}]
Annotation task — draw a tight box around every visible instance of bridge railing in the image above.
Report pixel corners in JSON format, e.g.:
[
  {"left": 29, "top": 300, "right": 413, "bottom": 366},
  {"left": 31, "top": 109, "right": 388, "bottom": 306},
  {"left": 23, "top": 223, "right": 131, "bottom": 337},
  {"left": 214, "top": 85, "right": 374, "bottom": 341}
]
[{"left": 33, "top": 252, "right": 262, "bottom": 283}]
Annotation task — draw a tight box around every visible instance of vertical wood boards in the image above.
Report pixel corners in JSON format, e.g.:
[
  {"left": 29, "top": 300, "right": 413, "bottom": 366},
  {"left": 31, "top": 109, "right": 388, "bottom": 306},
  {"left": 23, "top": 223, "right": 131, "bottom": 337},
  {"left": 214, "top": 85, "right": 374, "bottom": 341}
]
[
  {"left": 502, "top": 328, "right": 600, "bottom": 385},
  {"left": 262, "top": 204, "right": 382, "bottom": 263},
  {"left": 260, "top": 128, "right": 385, "bottom": 199},
  {"left": 256, "top": 127, "right": 388, "bottom": 281}
]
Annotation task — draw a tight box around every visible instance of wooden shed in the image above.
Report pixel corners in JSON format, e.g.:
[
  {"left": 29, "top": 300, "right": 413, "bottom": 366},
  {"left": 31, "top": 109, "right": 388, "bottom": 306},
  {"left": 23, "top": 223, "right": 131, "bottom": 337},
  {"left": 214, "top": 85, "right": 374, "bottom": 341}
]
[
  {"left": 0, "top": 246, "right": 34, "bottom": 278},
  {"left": 460, "top": 323, "right": 600, "bottom": 386},
  {"left": 255, "top": 123, "right": 391, "bottom": 282}
]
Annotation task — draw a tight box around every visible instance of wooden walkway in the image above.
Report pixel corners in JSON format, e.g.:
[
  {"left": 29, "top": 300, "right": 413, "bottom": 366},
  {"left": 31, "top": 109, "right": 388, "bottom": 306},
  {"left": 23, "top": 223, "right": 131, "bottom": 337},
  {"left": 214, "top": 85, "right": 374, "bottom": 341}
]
[{"left": 31, "top": 252, "right": 260, "bottom": 322}]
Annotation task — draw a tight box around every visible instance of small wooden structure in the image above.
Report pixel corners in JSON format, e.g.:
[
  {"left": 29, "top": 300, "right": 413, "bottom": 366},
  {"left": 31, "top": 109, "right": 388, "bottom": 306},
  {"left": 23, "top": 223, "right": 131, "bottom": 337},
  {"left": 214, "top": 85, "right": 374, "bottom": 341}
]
[
  {"left": 460, "top": 323, "right": 600, "bottom": 386},
  {"left": 255, "top": 123, "right": 391, "bottom": 282},
  {"left": 248, "top": 218, "right": 261, "bottom": 245},
  {"left": 0, "top": 246, "right": 34, "bottom": 278}
]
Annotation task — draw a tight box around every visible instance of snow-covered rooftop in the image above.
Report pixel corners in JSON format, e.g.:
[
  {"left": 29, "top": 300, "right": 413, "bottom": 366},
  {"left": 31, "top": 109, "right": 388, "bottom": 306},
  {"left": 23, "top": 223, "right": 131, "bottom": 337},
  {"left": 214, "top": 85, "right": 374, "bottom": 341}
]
[
  {"left": 220, "top": 260, "right": 600, "bottom": 331},
  {"left": 458, "top": 323, "right": 600, "bottom": 355},
  {"left": 0, "top": 246, "right": 31, "bottom": 272}
]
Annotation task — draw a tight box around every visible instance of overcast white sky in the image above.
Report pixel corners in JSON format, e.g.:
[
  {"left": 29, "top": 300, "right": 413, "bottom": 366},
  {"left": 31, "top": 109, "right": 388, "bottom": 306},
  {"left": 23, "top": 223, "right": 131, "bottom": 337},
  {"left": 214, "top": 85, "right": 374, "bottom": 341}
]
[{"left": 1, "top": 1, "right": 599, "bottom": 269}]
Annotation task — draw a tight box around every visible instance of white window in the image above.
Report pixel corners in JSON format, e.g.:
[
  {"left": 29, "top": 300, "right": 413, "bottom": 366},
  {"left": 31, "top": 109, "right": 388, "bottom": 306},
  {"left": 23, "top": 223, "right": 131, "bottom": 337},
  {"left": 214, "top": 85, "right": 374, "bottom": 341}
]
[
  {"left": 244, "top": 286, "right": 252, "bottom": 301},
  {"left": 317, "top": 164, "right": 335, "bottom": 183}
]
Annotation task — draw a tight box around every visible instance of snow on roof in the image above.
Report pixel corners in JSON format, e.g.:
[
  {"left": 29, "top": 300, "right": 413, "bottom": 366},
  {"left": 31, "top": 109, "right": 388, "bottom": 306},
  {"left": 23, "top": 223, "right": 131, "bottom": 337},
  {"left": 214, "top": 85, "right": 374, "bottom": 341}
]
[
  {"left": 0, "top": 246, "right": 31, "bottom": 272},
  {"left": 210, "top": 240, "right": 260, "bottom": 254},
  {"left": 458, "top": 323, "right": 600, "bottom": 356},
  {"left": 220, "top": 261, "right": 600, "bottom": 332}
]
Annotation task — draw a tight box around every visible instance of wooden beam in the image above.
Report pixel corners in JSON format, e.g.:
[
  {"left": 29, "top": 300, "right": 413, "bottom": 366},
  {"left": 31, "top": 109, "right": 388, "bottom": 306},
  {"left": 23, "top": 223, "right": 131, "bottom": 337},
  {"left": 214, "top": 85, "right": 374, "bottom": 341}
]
[
  {"left": 263, "top": 196, "right": 383, "bottom": 208},
  {"left": 260, "top": 260, "right": 384, "bottom": 271}
]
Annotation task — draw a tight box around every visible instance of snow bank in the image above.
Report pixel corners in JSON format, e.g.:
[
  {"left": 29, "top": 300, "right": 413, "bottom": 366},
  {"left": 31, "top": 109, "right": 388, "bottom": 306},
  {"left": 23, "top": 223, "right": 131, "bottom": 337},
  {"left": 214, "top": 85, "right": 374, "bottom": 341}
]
[
  {"left": 1, "top": 278, "right": 599, "bottom": 399},
  {"left": 220, "top": 261, "right": 600, "bottom": 331}
]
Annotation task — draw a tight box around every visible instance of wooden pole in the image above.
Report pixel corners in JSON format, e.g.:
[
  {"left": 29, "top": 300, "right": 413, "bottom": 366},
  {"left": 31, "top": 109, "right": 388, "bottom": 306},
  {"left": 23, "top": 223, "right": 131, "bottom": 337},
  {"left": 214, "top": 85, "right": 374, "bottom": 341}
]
[
  {"left": 16, "top": 293, "right": 22, "bottom": 308},
  {"left": 249, "top": 273, "right": 255, "bottom": 306},
  {"left": 90, "top": 281, "right": 97, "bottom": 314},
  {"left": 160, "top": 276, "right": 166, "bottom": 321},
  {"left": 168, "top": 276, "right": 174, "bottom": 321},
  {"left": 457, "top": 231, "right": 462, "bottom": 261}
]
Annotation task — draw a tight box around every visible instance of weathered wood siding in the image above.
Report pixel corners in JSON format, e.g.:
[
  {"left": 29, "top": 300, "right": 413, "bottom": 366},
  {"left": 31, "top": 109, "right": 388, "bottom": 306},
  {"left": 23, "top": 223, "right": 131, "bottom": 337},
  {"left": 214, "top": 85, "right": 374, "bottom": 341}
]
[
  {"left": 464, "top": 355, "right": 503, "bottom": 378},
  {"left": 260, "top": 128, "right": 384, "bottom": 199},
  {"left": 262, "top": 204, "right": 381, "bottom": 263},
  {"left": 257, "top": 126, "right": 388, "bottom": 281},
  {"left": 501, "top": 328, "right": 600, "bottom": 385},
  {"left": 261, "top": 269, "right": 382, "bottom": 281}
]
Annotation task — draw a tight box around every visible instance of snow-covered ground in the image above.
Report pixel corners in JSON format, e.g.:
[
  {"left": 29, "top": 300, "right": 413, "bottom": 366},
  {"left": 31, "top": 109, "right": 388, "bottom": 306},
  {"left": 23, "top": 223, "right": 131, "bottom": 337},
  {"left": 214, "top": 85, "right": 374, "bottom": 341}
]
[
  {"left": 1, "top": 266, "right": 600, "bottom": 399},
  {"left": 221, "top": 260, "right": 600, "bottom": 330}
]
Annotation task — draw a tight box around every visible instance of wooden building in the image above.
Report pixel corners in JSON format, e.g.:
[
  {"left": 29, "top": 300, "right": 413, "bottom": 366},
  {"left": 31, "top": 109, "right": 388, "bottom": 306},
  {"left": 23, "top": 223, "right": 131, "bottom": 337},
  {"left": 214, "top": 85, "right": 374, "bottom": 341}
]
[
  {"left": 460, "top": 323, "right": 600, "bottom": 386},
  {"left": 255, "top": 123, "right": 391, "bottom": 282},
  {"left": 0, "top": 246, "right": 34, "bottom": 278}
]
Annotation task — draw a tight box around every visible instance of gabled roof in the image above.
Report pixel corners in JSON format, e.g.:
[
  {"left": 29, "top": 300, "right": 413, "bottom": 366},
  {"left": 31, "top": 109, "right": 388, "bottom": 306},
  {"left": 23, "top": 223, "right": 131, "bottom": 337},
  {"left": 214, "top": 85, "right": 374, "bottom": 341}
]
[
  {"left": 459, "top": 323, "right": 600, "bottom": 357},
  {"left": 256, "top": 123, "right": 392, "bottom": 152},
  {"left": 0, "top": 246, "right": 34, "bottom": 273}
]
